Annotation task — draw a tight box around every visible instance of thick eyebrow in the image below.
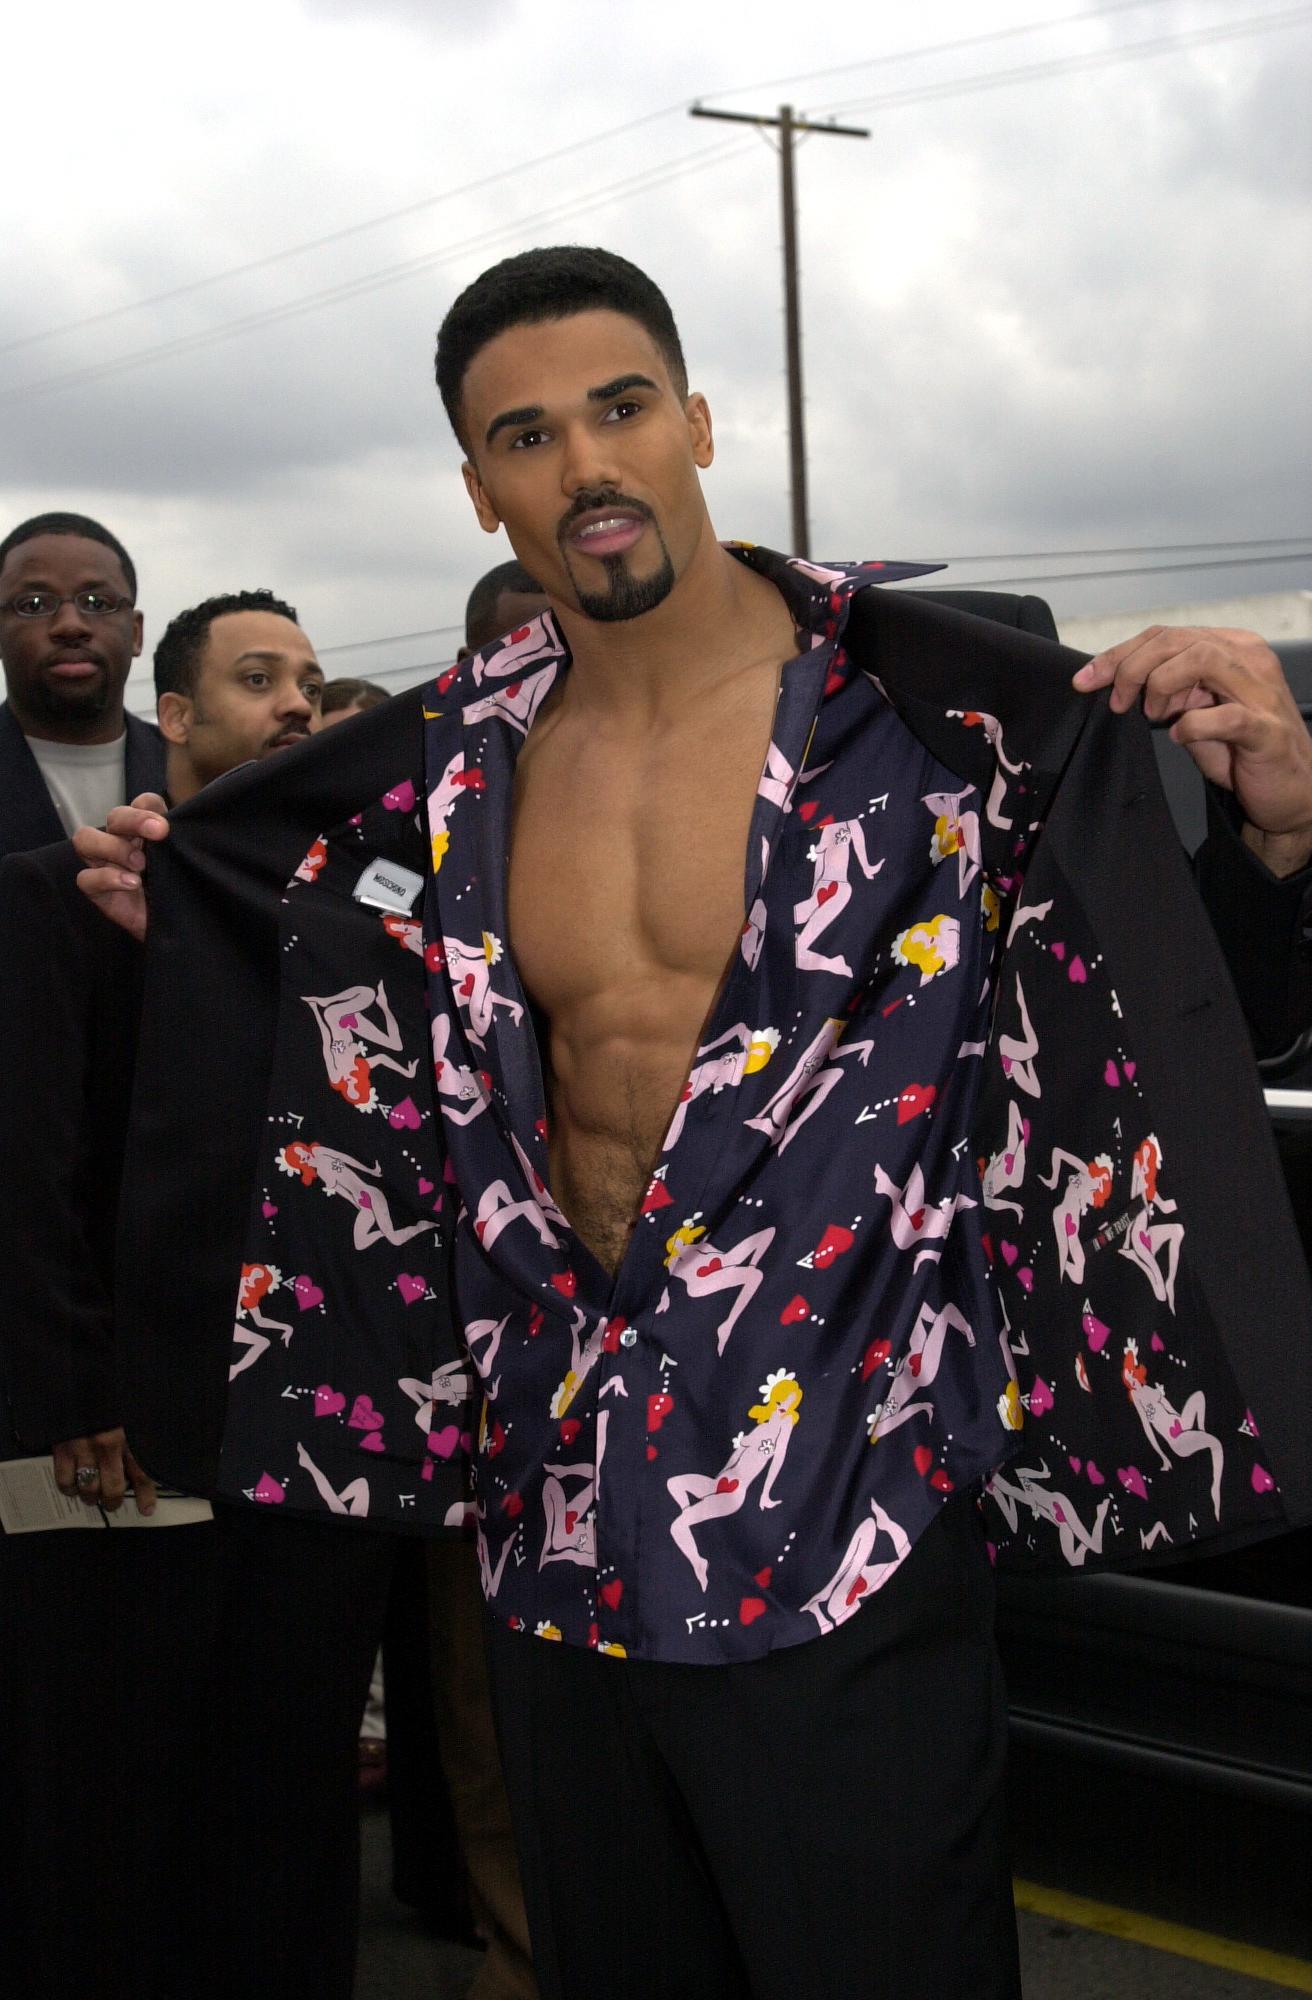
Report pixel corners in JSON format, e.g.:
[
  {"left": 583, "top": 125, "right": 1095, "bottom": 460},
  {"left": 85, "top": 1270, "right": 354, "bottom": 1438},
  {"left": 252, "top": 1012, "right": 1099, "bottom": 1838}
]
[
  {"left": 485, "top": 403, "right": 543, "bottom": 446},
  {"left": 586, "top": 373, "right": 658, "bottom": 403},
  {"left": 484, "top": 373, "right": 660, "bottom": 446},
  {"left": 231, "top": 648, "right": 322, "bottom": 673}
]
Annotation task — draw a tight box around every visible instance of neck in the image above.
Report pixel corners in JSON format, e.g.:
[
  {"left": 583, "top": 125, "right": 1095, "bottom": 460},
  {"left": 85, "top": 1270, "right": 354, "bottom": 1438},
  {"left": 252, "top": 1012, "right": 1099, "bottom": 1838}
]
[
  {"left": 165, "top": 747, "right": 201, "bottom": 804},
  {"left": 549, "top": 527, "right": 793, "bottom": 723},
  {"left": 11, "top": 699, "right": 127, "bottom": 747}
]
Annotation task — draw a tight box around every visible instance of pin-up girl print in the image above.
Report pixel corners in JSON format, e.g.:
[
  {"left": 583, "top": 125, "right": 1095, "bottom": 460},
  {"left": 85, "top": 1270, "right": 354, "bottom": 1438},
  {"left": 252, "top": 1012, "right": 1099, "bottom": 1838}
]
[
  {"left": 987, "top": 1460, "right": 1111, "bottom": 1568},
  {"left": 1121, "top": 1339, "right": 1224, "bottom": 1520},
  {"left": 667, "top": 1372, "right": 803, "bottom": 1590},
  {"left": 229, "top": 1262, "right": 293, "bottom": 1381},
  {"left": 1119, "top": 1136, "right": 1184, "bottom": 1312},
  {"left": 794, "top": 819, "right": 884, "bottom": 975},
  {"left": 801, "top": 1500, "right": 911, "bottom": 1634},
  {"left": 303, "top": 982, "right": 418, "bottom": 1112},
  {"left": 279, "top": 1141, "right": 435, "bottom": 1252},
  {"left": 1038, "top": 1149, "right": 1114, "bottom": 1287}
]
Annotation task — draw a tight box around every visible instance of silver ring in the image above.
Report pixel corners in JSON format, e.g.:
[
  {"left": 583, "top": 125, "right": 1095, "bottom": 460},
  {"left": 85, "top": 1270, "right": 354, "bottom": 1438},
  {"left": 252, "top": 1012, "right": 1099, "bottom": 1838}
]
[{"left": 74, "top": 1465, "right": 99, "bottom": 1489}]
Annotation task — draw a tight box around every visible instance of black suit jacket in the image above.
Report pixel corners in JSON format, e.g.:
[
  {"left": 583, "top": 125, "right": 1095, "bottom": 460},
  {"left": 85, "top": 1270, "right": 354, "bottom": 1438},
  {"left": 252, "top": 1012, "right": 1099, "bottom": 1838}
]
[
  {"left": 0, "top": 841, "right": 141, "bottom": 1449},
  {"left": 0, "top": 701, "right": 166, "bottom": 861},
  {"left": 95, "top": 588, "right": 1312, "bottom": 1573}
]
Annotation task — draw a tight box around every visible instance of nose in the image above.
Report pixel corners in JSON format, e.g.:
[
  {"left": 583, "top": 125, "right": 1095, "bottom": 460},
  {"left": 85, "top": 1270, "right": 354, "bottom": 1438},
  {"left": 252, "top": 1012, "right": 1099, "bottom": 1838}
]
[
  {"left": 276, "top": 677, "right": 314, "bottom": 722},
  {"left": 47, "top": 595, "right": 94, "bottom": 643},
  {"left": 559, "top": 418, "right": 620, "bottom": 499}
]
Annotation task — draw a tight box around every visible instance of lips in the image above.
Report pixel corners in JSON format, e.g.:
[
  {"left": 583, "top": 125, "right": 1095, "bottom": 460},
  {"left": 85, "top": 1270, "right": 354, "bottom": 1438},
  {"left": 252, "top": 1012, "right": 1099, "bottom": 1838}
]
[
  {"left": 560, "top": 494, "right": 652, "bottom": 561},
  {"left": 268, "top": 729, "right": 311, "bottom": 752},
  {"left": 44, "top": 655, "right": 105, "bottom": 681}
]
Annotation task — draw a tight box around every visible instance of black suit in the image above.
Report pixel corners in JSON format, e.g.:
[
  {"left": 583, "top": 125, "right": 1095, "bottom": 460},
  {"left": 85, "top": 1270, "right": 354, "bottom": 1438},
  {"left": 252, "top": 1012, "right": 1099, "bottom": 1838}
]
[{"left": 0, "top": 700, "right": 166, "bottom": 861}]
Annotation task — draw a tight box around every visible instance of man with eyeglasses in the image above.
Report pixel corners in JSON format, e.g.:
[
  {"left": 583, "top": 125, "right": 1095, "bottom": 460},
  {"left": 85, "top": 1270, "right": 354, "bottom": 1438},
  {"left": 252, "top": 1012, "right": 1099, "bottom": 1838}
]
[{"left": 0, "top": 510, "right": 165, "bottom": 861}]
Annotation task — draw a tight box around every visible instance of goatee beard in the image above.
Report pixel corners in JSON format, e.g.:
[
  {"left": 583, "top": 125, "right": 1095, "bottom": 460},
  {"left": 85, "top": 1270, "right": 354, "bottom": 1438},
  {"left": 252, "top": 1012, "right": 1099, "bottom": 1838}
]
[{"left": 569, "top": 542, "right": 676, "bottom": 624}]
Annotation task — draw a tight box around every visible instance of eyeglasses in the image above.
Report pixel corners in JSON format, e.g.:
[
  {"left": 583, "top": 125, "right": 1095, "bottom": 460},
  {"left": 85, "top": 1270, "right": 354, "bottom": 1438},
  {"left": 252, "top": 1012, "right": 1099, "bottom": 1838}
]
[{"left": 0, "top": 589, "right": 133, "bottom": 619}]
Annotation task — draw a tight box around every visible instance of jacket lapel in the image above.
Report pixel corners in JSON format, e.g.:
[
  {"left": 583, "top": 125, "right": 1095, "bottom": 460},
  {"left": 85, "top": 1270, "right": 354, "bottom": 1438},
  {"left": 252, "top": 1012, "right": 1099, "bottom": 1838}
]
[{"left": 0, "top": 703, "right": 64, "bottom": 856}]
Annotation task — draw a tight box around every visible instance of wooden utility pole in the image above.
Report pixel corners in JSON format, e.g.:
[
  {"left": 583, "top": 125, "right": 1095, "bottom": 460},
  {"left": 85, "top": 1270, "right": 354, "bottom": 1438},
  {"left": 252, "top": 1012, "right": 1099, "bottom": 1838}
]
[{"left": 690, "top": 102, "right": 869, "bottom": 557}]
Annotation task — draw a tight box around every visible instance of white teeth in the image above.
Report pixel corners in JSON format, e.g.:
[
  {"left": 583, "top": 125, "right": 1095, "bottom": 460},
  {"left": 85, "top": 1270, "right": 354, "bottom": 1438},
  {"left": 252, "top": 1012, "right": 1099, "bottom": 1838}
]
[{"left": 577, "top": 516, "right": 633, "bottom": 537}]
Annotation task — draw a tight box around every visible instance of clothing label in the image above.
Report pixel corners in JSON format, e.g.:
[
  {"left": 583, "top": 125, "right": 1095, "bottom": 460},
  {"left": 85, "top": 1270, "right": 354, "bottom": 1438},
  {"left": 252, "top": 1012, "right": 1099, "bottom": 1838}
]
[{"left": 352, "top": 857, "right": 424, "bottom": 914}]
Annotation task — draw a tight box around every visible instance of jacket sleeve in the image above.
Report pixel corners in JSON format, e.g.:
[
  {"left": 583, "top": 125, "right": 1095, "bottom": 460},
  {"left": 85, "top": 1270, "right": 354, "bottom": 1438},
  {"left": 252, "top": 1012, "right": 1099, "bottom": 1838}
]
[
  {"left": 0, "top": 850, "right": 131, "bottom": 1449},
  {"left": 1193, "top": 788, "right": 1312, "bottom": 1071}
]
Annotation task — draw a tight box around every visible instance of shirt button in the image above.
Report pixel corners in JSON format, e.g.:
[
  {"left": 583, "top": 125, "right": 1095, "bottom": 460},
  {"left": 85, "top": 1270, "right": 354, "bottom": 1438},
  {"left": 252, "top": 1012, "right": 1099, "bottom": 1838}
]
[{"left": 620, "top": 1329, "right": 638, "bottom": 1349}]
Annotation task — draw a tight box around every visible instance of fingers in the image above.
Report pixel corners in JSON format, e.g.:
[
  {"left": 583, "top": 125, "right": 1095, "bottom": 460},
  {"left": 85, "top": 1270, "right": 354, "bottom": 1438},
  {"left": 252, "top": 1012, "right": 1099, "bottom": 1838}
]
[
  {"left": 122, "top": 1446, "right": 158, "bottom": 1517},
  {"left": 53, "top": 1437, "right": 104, "bottom": 1509},
  {"left": 1074, "top": 627, "right": 1265, "bottom": 716}
]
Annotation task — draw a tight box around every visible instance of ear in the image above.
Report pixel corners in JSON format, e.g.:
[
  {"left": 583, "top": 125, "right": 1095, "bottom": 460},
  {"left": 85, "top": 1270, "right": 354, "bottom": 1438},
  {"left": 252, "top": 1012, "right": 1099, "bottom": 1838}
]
[
  {"left": 685, "top": 392, "right": 714, "bottom": 470},
  {"left": 462, "top": 459, "right": 502, "bottom": 537},
  {"left": 131, "top": 608, "right": 144, "bottom": 658},
  {"left": 156, "top": 691, "right": 193, "bottom": 747}
]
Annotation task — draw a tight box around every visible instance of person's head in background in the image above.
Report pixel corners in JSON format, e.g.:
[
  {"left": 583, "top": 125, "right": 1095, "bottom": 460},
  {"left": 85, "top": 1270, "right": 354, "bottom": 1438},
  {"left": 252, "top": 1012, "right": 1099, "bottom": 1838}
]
[
  {"left": 153, "top": 589, "right": 323, "bottom": 802},
  {"left": 460, "top": 558, "right": 547, "bottom": 659},
  {"left": 0, "top": 511, "right": 141, "bottom": 743},
  {"left": 318, "top": 677, "right": 391, "bottom": 729}
]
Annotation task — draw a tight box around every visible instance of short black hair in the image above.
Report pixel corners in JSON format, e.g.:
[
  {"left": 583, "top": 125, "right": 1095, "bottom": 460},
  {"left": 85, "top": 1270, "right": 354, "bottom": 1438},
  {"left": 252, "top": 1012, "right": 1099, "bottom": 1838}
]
[
  {"left": 464, "top": 559, "right": 543, "bottom": 652},
  {"left": 320, "top": 676, "right": 390, "bottom": 715},
  {"left": 435, "top": 246, "right": 688, "bottom": 449},
  {"left": 0, "top": 511, "right": 137, "bottom": 600},
  {"left": 154, "top": 588, "right": 301, "bottom": 703}
]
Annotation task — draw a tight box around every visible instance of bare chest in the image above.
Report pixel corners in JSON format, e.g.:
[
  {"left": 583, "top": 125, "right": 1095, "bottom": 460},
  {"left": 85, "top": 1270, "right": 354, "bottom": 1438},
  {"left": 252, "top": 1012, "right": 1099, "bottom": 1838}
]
[{"left": 508, "top": 710, "right": 771, "bottom": 1017}]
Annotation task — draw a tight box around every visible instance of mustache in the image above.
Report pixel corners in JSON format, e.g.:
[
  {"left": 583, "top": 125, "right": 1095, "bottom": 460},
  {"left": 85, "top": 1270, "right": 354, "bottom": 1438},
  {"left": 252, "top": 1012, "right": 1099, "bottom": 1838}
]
[{"left": 556, "top": 489, "right": 655, "bottom": 542}]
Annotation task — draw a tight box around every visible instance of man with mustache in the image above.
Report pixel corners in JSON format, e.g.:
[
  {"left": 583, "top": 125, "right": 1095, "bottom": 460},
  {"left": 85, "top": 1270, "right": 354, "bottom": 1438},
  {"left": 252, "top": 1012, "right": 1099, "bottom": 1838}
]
[
  {"left": 0, "top": 588, "right": 324, "bottom": 1998},
  {"left": 0, "top": 511, "right": 165, "bottom": 861},
  {"left": 71, "top": 248, "right": 1312, "bottom": 2000}
]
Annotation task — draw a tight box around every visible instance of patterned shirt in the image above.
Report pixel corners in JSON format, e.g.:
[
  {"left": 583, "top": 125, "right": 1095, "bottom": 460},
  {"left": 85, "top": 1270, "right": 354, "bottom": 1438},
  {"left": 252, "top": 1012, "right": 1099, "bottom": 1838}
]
[{"left": 421, "top": 547, "right": 1026, "bottom": 1663}]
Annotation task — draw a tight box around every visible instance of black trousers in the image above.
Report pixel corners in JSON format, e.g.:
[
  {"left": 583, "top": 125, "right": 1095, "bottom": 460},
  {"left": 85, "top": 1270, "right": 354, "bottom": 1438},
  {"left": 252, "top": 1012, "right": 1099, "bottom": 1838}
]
[
  {"left": 0, "top": 1504, "right": 398, "bottom": 2000},
  {"left": 488, "top": 1498, "right": 1020, "bottom": 2000}
]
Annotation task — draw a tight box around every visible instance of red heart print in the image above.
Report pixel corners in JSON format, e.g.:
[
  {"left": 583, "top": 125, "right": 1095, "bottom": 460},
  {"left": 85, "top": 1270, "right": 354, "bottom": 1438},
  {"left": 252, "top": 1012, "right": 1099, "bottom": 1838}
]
[
  {"left": 713, "top": 1477, "right": 740, "bottom": 1496},
  {"left": 780, "top": 1295, "right": 809, "bottom": 1325},
  {"left": 646, "top": 1445, "right": 658, "bottom": 1462},
  {"left": 348, "top": 1395, "right": 384, "bottom": 1432},
  {"left": 603, "top": 1318, "right": 626, "bottom": 1352},
  {"left": 845, "top": 1574, "right": 869, "bottom": 1607},
  {"left": 1068, "top": 956, "right": 1087, "bottom": 984},
  {"left": 428, "top": 1424, "right": 460, "bottom": 1459},
  {"left": 862, "top": 1338, "right": 890, "bottom": 1380},
  {"left": 646, "top": 1393, "right": 674, "bottom": 1433},
  {"left": 503, "top": 1491, "right": 523, "bottom": 1517},
  {"left": 813, "top": 1223, "right": 855, "bottom": 1268},
  {"left": 383, "top": 780, "right": 417, "bottom": 813},
  {"left": 396, "top": 1274, "right": 426, "bottom": 1306},
  {"left": 913, "top": 1445, "right": 933, "bottom": 1477},
  {"left": 754, "top": 1567, "right": 773, "bottom": 1588},
  {"left": 1087, "top": 1462, "right": 1105, "bottom": 1487},
  {"left": 798, "top": 800, "right": 819, "bottom": 823},
  {"left": 930, "top": 1469, "right": 954, "bottom": 1493},
  {"left": 551, "top": 1271, "right": 577, "bottom": 1298},
  {"left": 313, "top": 1385, "right": 346, "bottom": 1418},
  {"left": 1251, "top": 1464, "right": 1276, "bottom": 1495},
  {"left": 817, "top": 881, "right": 839, "bottom": 905},
  {"left": 600, "top": 1579, "right": 624, "bottom": 1610},
  {"left": 360, "top": 1431, "right": 386, "bottom": 1454},
  {"left": 738, "top": 1596, "right": 767, "bottom": 1627},
  {"left": 696, "top": 1258, "right": 723, "bottom": 1277},
  {"left": 388, "top": 1097, "right": 422, "bottom": 1131},
  {"left": 261, "top": 1200, "right": 278, "bottom": 1219},
  {"left": 564, "top": 1511, "right": 578, "bottom": 1536},
  {"left": 1051, "top": 941, "right": 1066, "bottom": 961},
  {"left": 908, "top": 1353, "right": 923, "bottom": 1378},
  {"left": 896, "top": 1084, "right": 937, "bottom": 1125},
  {"left": 486, "top": 1420, "right": 505, "bottom": 1457},
  {"left": 254, "top": 1474, "right": 285, "bottom": 1506},
  {"left": 293, "top": 1275, "right": 324, "bottom": 1312},
  {"left": 560, "top": 1419, "right": 581, "bottom": 1446},
  {"left": 640, "top": 1178, "right": 674, "bottom": 1214}
]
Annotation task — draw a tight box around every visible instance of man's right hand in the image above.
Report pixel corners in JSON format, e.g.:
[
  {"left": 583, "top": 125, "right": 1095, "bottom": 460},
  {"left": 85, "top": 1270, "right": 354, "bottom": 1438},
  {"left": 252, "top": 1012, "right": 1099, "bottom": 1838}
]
[
  {"left": 53, "top": 1427, "right": 158, "bottom": 1515},
  {"left": 73, "top": 793, "right": 170, "bottom": 941}
]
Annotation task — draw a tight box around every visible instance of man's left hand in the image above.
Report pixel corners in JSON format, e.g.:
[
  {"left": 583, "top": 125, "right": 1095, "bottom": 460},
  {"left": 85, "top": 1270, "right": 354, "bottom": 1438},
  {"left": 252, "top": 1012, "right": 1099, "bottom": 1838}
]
[{"left": 1074, "top": 626, "right": 1312, "bottom": 877}]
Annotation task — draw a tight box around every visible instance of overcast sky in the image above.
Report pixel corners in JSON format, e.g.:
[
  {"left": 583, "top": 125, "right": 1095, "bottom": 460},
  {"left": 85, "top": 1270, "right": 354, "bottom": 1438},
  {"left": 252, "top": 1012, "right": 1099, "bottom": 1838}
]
[{"left": 1, "top": 0, "right": 1308, "bottom": 712}]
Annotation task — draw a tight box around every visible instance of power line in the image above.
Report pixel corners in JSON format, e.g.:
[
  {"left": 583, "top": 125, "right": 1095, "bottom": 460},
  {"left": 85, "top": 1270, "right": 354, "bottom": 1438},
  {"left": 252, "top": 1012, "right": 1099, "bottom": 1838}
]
[
  {"left": 0, "top": 136, "right": 752, "bottom": 407},
  {"left": 908, "top": 550, "right": 1311, "bottom": 589},
  {"left": 813, "top": 3, "right": 1311, "bottom": 118},
  {"left": 0, "top": 103, "right": 686, "bottom": 359},
  {"left": 2, "top": 0, "right": 1173, "bottom": 361},
  {"left": 713, "top": 0, "right": 1178, "bottom": 104},
  {"left": 300, "top": 540, "right": 1312, "bottom": 664},
  {"left": 936, "top": 536, "right": 1312, "bottom": 564}
]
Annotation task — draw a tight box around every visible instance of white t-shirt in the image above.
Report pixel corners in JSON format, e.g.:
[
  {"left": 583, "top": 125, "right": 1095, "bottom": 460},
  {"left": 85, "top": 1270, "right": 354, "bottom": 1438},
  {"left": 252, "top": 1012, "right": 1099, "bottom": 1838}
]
[{"left": 27, "top": 732, "right": 128, "bottom": 838}]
